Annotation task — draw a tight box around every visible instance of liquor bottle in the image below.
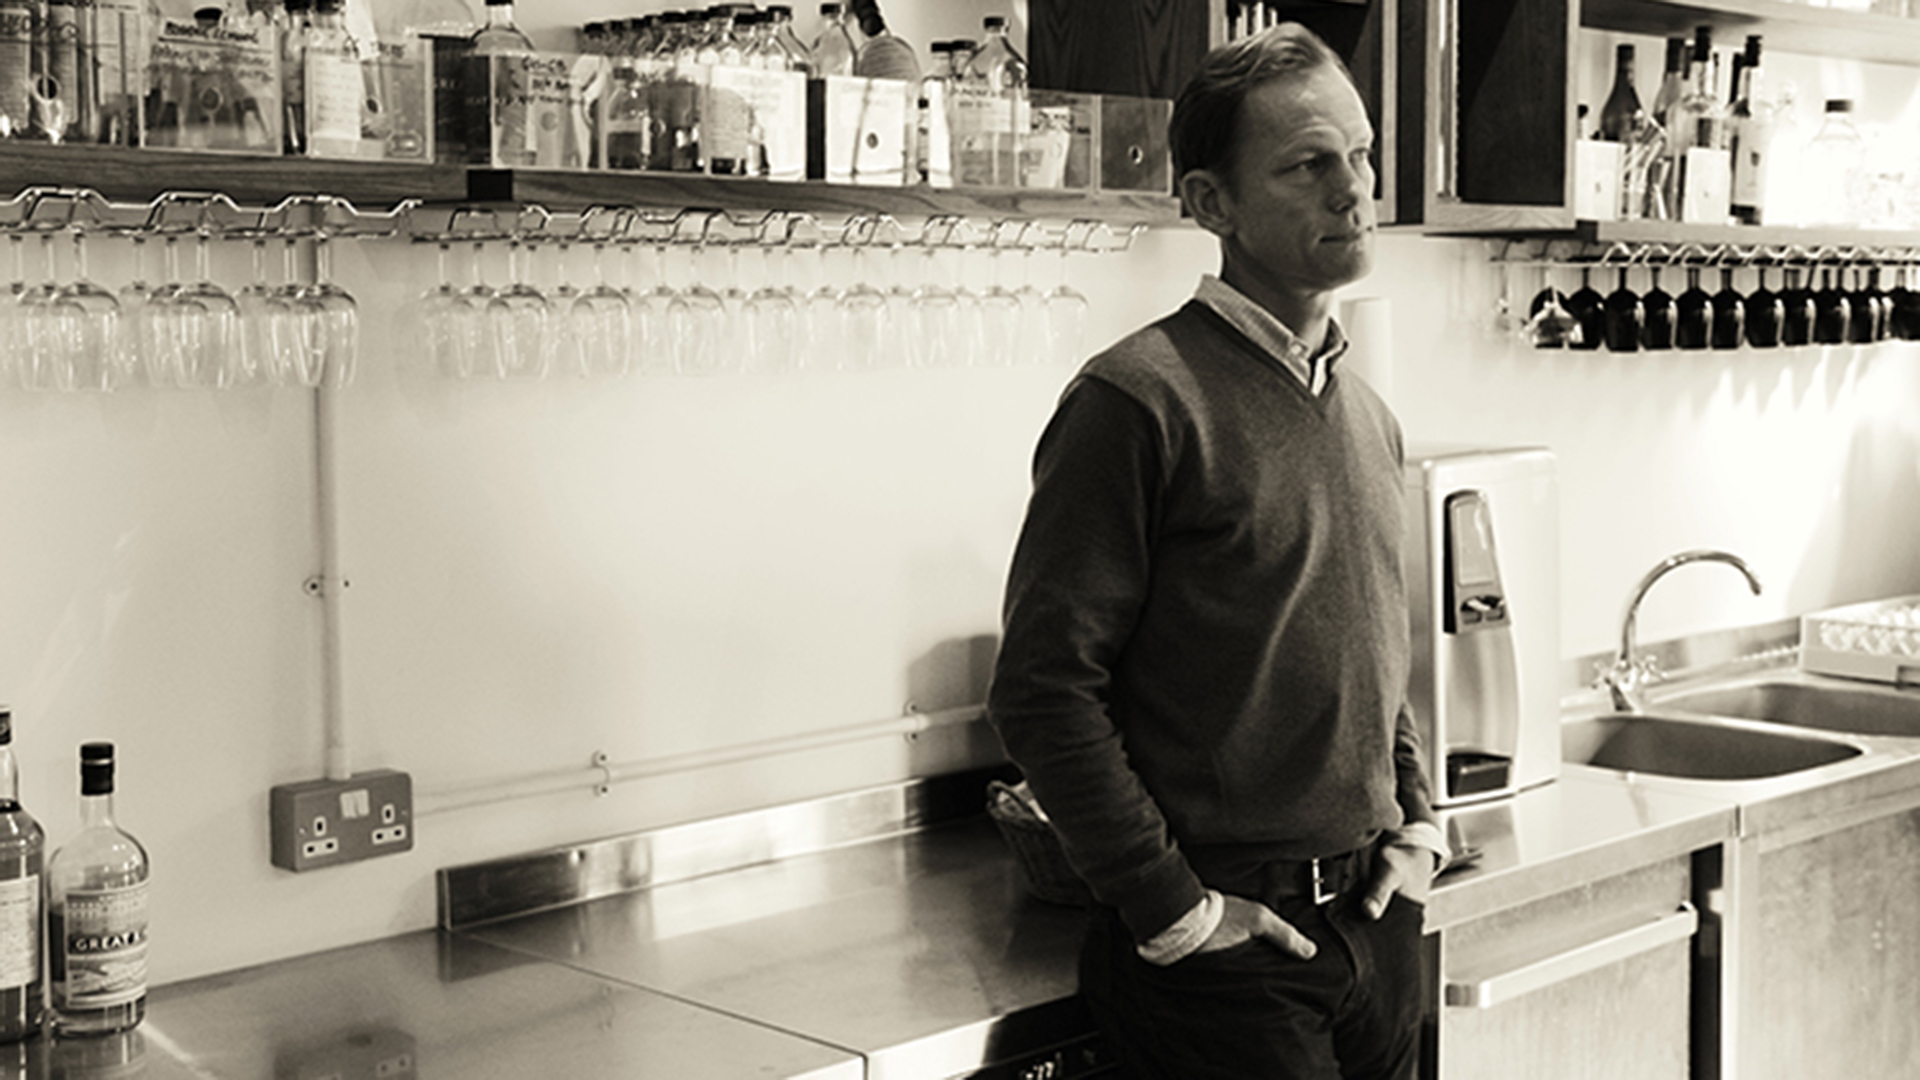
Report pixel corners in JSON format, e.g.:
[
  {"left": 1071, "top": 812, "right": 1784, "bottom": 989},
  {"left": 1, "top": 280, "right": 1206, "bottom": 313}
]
[
  {"left": 1650, "top": 36, "right": 1686, "bottom": 131},
  {"left": 1728, "top": 35, "right": 1769, "bottom": 225},
  {"left": 282, "top": 0, "right": 313, "bottom": 153},
  {"left": 1598, "top": 43, "right": 1641, "bottom": 143},
  {"left": 0, "top": 0, "right": 31, "bottom": 138},
  {"left": 382, "top": 0, "right": 475, "bottom": 164},
  {"left": 954, "top": 15, "right": 1027, "bottom": 186},
  {"left": 304, "top": 0, "right": 364, "bottom": 155},
  {"left": 699, "top": 5, "right": 752, "bottom": 176},
  {"left": 1804, "top": 99, "right": 1866, "bottom": 227},
  {"left": 0, "top": 710, "right": 44, "bottom": 1044},
  {"left": 464, "top": 0, "right": 535, "bottom": 166},
  {"left": 47, "top": 743, "right": 149, "bottom": 1038},
  {"left": 851, "top": 0, "right": 917, "bottom": 82},
  {"left": 810, "top": 2, "right": 855, "bottom": 78},
  {"left": 766, "top": 5, "right": 813, "bottom": 75}
]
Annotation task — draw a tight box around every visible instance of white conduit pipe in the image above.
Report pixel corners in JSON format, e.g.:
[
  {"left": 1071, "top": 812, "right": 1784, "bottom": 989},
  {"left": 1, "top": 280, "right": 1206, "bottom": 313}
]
[
  {"left": 313, "top": 375, "right": 351, "bottom": 782},
  {"left": 415, "top": 703, "right": 987, "bottom": 818}
]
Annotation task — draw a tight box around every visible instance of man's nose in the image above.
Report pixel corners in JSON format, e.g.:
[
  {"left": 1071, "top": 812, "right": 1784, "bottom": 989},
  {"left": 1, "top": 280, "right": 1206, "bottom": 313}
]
[{"left": 1327, "top": 155, "right": 1372, "bottom": 210}]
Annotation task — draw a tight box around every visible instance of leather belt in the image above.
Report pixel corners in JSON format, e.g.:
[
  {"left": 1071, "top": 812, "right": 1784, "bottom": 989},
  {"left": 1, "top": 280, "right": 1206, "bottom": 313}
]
[{"left": 1273, "top": 848, "right": 1369, "bottom": 907}]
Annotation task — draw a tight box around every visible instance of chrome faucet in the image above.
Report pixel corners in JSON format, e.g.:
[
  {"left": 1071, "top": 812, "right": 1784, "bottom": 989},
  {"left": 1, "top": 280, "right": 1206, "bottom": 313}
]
[{"left": 1604, "top": 550, "right": 1763, "bottom": 712}]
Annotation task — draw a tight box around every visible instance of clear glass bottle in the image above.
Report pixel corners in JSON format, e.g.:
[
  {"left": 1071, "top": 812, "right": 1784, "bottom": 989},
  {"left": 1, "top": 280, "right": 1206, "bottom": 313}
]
[
  {"left": 303, "top": 0, "right": 364, "bottom": 154},
  {"left": 385, "top": 0, "right": 475, "bottom": 163},
  {"left": 699, "top": 5, "right": 752, "bottom": 176},
  {"left": 281, "top": 0, "right": 313, "bottom": 153},
  {"left": 766, "top": 4, "right": 813, "bottom": 75},
  {"left": 0, "top": 710, "right": 43, "bottom": 1044},
  {"left": 464, "top": 0, "right": 535, "bottom": 165},
  {"left": 1650, "top": 36, "right": 1686, "bottom": 131},
  {"left": 810, "top": 2, "right": 855, "bottom": 78},
  {"left": 1728, "top": 35, "right": 1769, "bottom": 225},
  {"left": 956, "top": 15, "right": 1027, "bottom": 186},
  {"left": 1805, "top": 98, "right": 1867, "bottom": 227},
  {"left": 47, "top": 742, "right": 149, "bottom": 1038}
]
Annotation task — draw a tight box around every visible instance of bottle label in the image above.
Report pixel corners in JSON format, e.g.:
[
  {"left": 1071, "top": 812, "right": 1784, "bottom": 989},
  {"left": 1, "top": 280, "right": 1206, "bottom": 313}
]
[
  {"left": 61, "top": 882, "right": 148, "bottom": 1009},
  {"left": 0, "top": 875, "right": 39, "bottom": 990}
]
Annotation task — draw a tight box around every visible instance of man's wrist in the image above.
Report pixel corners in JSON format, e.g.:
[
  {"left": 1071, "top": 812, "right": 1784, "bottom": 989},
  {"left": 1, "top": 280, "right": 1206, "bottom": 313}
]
[
  {"left": 1390, "top": 820, "right": 1451, "bottom": 873},
  {"left": 1136, "top": 889, "right": 1224, "bottom": 966}
]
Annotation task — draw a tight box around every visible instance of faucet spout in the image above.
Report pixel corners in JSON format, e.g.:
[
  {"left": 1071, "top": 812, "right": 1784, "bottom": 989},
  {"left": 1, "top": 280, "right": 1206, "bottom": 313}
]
[{"left": 1607, "top": 549, "right": 1763, "bottom": 712}]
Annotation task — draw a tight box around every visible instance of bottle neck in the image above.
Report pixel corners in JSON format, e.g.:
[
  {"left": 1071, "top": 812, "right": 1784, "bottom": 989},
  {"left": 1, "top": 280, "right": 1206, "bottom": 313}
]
[
  {"left": 485, "top": 2, "right": 517, "bottom": 31},
  {"left": 0, "top": 746, "right": 17, "bottom": 806},
  {"left": 79, "top": 791, "right": 116, "bottom": 830}
]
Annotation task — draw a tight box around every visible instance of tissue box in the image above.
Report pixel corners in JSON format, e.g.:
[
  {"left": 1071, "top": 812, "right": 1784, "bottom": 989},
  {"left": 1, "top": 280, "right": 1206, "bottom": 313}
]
[
  {"left": 1574, "top": 139, "right": 1623, "bottom": 222},
  {"left": 807, "top": 75, "right": 909, "bottom": 185}
]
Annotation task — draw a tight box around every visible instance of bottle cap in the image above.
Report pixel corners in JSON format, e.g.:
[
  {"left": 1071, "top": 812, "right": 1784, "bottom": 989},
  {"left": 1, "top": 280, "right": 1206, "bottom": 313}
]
[
  {"left": 1826, "top": 98, "right": 1853, "bottom": 113},
  {"left": 984, "top": 15, "right": 1007, "bottom": 30},
  {"left": 81, "top": 741, "right": 115, "bottom": 796},
  {"left": 0, "top": 709, "right": 11, "bottom": 746}
]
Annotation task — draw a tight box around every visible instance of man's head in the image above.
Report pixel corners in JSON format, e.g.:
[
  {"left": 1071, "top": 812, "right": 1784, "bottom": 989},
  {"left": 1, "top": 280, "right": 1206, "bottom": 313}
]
[{"left": 1171, "top": 25, "right": 1377, "bottom": 315}]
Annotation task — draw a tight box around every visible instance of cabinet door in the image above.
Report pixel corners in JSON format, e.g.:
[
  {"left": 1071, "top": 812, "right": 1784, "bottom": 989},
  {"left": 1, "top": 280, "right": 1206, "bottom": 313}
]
[
  {"left": 1430, "top": 855, "right": 1694, "bottom": 1080},
  {"left": 1027, "top": 0, "right": 1407, "bottom": 223},
  {"left": 1750, "top": 810, "right": 1920, "bottom": 1080},
  {"left": 1408, "top": 0, "right": 1578, "bottom": 232}
]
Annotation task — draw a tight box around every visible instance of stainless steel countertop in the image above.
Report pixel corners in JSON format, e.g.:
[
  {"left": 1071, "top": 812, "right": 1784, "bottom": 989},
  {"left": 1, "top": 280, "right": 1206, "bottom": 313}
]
[
  {"left": 13, "top": 930, "right": 861, "bottom": 1080},
  {"left": 35, "top": 761, "right": 1750, "bottom": 1079}
]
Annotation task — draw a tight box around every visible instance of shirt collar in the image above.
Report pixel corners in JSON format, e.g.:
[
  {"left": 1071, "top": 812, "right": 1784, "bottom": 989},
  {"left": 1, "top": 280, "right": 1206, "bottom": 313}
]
[{"left": 1193, "top": 275, "right": 1349, "bottom": 395}]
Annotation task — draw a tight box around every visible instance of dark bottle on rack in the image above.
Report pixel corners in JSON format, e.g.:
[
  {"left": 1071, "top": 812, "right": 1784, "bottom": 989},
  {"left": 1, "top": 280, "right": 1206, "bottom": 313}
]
[
  {"left": 1675, "top": 266, "right": 1711, "bottom": 350},
  {"left": 1813, "top": 267, "right": 1851, "bottom": 345},
  {"left": 47, "top": 742, "right": 148, "bottom": 1038},
  {"left": 1599, "top": 44, "right": 1642, "bottom": 143},
  {"left": 1651, "top": 36, "right": 1687, "bottom": 130},
  {"left": 1744, "top": 267, "right": 1783, "bottom": 349},
  {"left": 1641, "top": 266, "right": 1675, "bottom": 350},
  {"left": 1710, "top": 267, "right": 1745, "bottom": 349},
  {"left": 0, "top": 709, "right": 43, "bottom": 1044},
  {"left": 1779, "top": 267, "right": 1815, "bottom": 346},
  {"left": 1729, "top": 35, "right": 1769, "bottom": 225}
]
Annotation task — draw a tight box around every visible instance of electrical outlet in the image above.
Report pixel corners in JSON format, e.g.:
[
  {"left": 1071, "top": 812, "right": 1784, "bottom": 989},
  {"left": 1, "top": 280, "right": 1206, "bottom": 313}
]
[{"left": 270, "top": 770, "right": 414, "bottom": 872}]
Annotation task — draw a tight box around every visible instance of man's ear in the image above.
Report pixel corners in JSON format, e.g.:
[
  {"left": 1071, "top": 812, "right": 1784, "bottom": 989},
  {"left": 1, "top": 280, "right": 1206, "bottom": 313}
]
[{"left": 1179, "top": 169, "right": 1236, "bottom": 239}]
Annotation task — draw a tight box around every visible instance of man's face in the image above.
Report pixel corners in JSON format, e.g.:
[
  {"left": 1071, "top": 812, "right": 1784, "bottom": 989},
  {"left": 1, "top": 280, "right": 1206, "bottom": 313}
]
[{"left": 1209, "top": 66, "right": 1377, "bottom": 299}]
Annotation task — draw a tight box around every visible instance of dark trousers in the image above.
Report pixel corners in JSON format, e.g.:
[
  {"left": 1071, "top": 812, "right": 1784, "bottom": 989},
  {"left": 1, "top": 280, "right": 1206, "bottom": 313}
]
[{"left": 1080, "top": 886, "right": 1424, "bottom": 1080}]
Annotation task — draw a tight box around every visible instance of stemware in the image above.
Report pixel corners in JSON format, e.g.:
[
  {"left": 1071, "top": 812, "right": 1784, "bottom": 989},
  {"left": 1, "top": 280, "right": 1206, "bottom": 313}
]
[
  {"left": 1640, "top": 264, "right": 1675, "bottom": 350},
  {"left": 837, "top": 237, "right": 889, "bottom": 371},
  {"left": 1044, "top": 234, "right": 1089, "bottom": 366},
  {"left": 0, "top": 233, "right": 23, "bottom": 386},
  {"left": 795, "top": 239, "right": 841, "bottom": 370},
  {"left": 667, "top": 236, "right": 726, "bottom": 375},
  {"left": 298, "top": 234, "right": 358, "bottom": 388},
  {"left": 910, "top": 241, "right": 962, "bottom": 368},
  {"left": 15, "top": 231, "right": 65, "bottom": 390},
  {"left": 1709, "top": 266, "right": 1745, "bottom": 350},
  {"left": 416, "top": 239, "right": 477, "bottom": 379},
  {"left": 571, "top": 236, "right": 634, "bottom": 378},
  {"left": 744, "top": 235, "right": 800, "bottom": 374},
  {"left": 49, "top": 228, "right": 121, "bottom": 392},
  {"left": 1890, "top": 265, "right": 1920, "bottom": 341},
  {"left": 976, "top": 246, "right": 1024, "bottom": 366},
  {"left": 1779, "top": 266, "right": 1815, "bottom": 347},
  {"left": 1743, "top": 266, "right": 1784, "bottom": 349},
  {"left": 167, "top": 229, "right": 240, "bottom": 389},
  {"left": 1812, "top": 267, "right": 1850, "bottom": 345},
  {"left": 1674, "top": 266, "right": 1711, "bottom": 350},
  {"left": 629, "top": 229, "right": 678, "bottom": 376},
  {"left": 232, "top": 236, "right": 282, "bottom": 386},
  {"left": 1602, "top": 265, "right": 1642, "bottom": 353},
  {"left": 1524, "top": 271, "right": 1577, "bottom": 348},
  {"left": 546, "top": 239, "right": 585, "bottom": 376},
  {"left": 1563, "top": 267, "right": 1605, "bottom": 352},
  {"left": 1847, "top": 266, "right": 1888, "bottom": 344},
  {"left": 489, "top": 238, "right": 551, "bottom": 379}
]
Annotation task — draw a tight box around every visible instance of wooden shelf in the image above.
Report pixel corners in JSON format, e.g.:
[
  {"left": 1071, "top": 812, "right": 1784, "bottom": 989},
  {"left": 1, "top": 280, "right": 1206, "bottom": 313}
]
[
  {"left": 0, "top": 143, "right": 1183, "bottom": 226},
  {"left": 1582, "top": 0, "right": 1920, "bottom": 66},
  {"left": 465, "top": 168, "right": 1184, "bottom": 225},
  {"left": 1430, "top": 214, "right": 1920, "bottom": 250},
  {"left": 0, "top": 142, "right": 467, "bottom": 209}
]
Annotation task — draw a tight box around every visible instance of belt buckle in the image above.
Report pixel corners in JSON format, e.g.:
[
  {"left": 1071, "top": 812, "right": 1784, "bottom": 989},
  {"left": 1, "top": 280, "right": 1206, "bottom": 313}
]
[{"left": 1310, "top": 856, "right": 1337, "bottom": 906}]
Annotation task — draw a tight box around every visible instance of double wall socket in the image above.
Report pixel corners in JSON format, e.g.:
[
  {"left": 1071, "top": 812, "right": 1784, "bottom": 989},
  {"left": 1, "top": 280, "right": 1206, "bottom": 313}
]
[{"left": 270, "top": 770, "right": 414, "bottom": 872}]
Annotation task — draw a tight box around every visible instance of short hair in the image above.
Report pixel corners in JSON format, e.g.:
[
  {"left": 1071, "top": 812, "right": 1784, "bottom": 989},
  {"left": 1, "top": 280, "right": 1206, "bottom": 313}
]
[{"left": 1169, "top": 23, "right": 1357, "bottom": 186}]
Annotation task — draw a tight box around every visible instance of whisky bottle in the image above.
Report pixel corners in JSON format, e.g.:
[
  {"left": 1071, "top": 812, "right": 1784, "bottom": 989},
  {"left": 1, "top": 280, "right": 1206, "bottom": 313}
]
[
  {"left": 47, "top": 742, "right": 148, "bottom": 1038},
  {"left": 0, "top": 709, "right": 43, "bottom": 1044}
]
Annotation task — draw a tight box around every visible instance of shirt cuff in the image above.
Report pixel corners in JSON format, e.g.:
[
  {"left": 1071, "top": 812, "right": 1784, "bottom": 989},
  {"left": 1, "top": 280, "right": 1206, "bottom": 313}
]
[
  {"left": 1389, "top": 820, "right": 1452, "bottom": 873},
  {"left": 1136, "top": 889, "right": 1224, "bottom": 966}
]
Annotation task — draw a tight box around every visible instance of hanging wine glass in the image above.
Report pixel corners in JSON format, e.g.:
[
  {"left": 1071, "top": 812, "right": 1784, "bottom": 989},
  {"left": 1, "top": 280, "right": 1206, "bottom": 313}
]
[
  {"left": 1710, "top": 265, "right": 1745, "bottom": 351},
  {"left": 1045, "top": 226, "right": 1089, "bottom": 366},
  {"left": 1674, "top": 265, "right": 1711, "bottom": 350},
  {"left": 458, "top": 239, "right": 499, "bottom": 378},
  {"left": 50, "top": 227, "right": 121, "bottom": 392},
  {"left": 547, "top": 238, "right": 585, "bottom": 377},
  {"left": 744, "top": 222, "right": 799, "bottom": 374},
  {"left": 668, "top": 219, "right": 726, "bottom": 376},
  {"left": 1891, "top": 264, "right": 1920, "bottom": 341},
  {"left": 488, "top": 237, "right": 551, "bottom": 379},
  {"left": 16, "top": 231, "right": 65, "bottom": 391},
  {"left": 1780, "top": 264, "right": 1815, "bottom": 347},
  {"left": 630, "top": 222, "right": 678, "bottom": 376},
  {"left": 169, "top": 227, "right": 240, "bottom": 389},
  {"left": 1564, "top": 266, "right": 1604, "bottom": 351},
  {"left": 1640, "top": 263, "right": 1675, "bottom": 351},
  {"left": 233, "top": 235, "right": 280, "bottom": 387},
  {"left": 1524, "top": 267, "right": 1577, "bottom": 349},
  {"left": 1743, "top": 265, "right": 1783, "bottom": 349},
  {"left": 0, "top": 233, "right": 23, "bottom": 387},
  {"left": 910, "top": 225, "right": 962, "bottom": 369},
  {"left": 300, "top": 233, "right": 358, "bottom": 388},
  {"left": 416, "top": 238, "right": 474, "bottom": 379},
  {"left": 1602, "top": 264, "right": 1642, "bottom": 353},
  {"left": 1847, "top": 265, "right": 1888, "bottom": 343},
  {"left": 572, "top": 234, "right": 634, "bottom": 378},
  {"left": 837, "top": 225, "right": 889, "bottom": 371},
  {"left": 976, "top": 246, "right": 1024, "bottom": 367},
  {"left": 1812, "top": 266, "right": 1850, "bottom": 345}
]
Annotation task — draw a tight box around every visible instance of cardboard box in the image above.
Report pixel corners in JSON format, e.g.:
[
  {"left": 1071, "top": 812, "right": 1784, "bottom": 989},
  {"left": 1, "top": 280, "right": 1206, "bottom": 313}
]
[{"left": 807, "top": 75, "right": 909, "bottom": 186}]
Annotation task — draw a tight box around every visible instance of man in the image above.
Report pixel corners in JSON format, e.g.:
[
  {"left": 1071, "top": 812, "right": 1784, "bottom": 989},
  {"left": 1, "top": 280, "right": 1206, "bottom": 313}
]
[{"left": 986, "top": 24, "right": 1448, "bottom": 1080}]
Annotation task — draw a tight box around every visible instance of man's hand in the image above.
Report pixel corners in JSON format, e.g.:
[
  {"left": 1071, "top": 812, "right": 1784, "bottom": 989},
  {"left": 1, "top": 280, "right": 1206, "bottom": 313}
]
[
  {"left": 1361, "top": 840, "right": 1435, "bottom": 920},
  {"left": 1193, "top": 893, "right": 1317, "bottom": 959}
]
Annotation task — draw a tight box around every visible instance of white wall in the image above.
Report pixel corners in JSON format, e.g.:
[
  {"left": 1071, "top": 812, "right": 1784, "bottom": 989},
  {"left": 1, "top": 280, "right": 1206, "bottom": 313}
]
[{"left": 3, "top": 6, "right": 1919, "bottom": 986}]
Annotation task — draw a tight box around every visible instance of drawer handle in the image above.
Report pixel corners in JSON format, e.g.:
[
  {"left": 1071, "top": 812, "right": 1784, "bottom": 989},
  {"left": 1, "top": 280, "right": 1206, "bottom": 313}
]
[{"left": 1444, "top": 902, "right": 1697, "bottom": 1009}]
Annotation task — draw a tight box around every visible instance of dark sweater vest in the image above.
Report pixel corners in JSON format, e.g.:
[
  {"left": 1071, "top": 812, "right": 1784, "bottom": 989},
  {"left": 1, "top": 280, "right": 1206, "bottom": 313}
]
[{"left": 989, "top": 301, "right": 1434, "bottom": 941}]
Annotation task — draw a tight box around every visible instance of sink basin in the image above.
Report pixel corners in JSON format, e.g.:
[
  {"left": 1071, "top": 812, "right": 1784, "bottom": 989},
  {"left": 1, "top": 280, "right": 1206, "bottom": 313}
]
[
  {"left": 1564, "top": 713, "right": 1863, "bottom": 781},
  {"left": 1658, "top": 680, "right": 1920, "bottom": 738}
]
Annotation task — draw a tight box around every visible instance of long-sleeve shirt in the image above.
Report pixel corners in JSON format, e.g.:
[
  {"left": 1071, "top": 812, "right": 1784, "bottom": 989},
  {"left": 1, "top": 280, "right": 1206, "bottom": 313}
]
[{"left": 987, "top": 286, "right": 1440, "bottom": 945}]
